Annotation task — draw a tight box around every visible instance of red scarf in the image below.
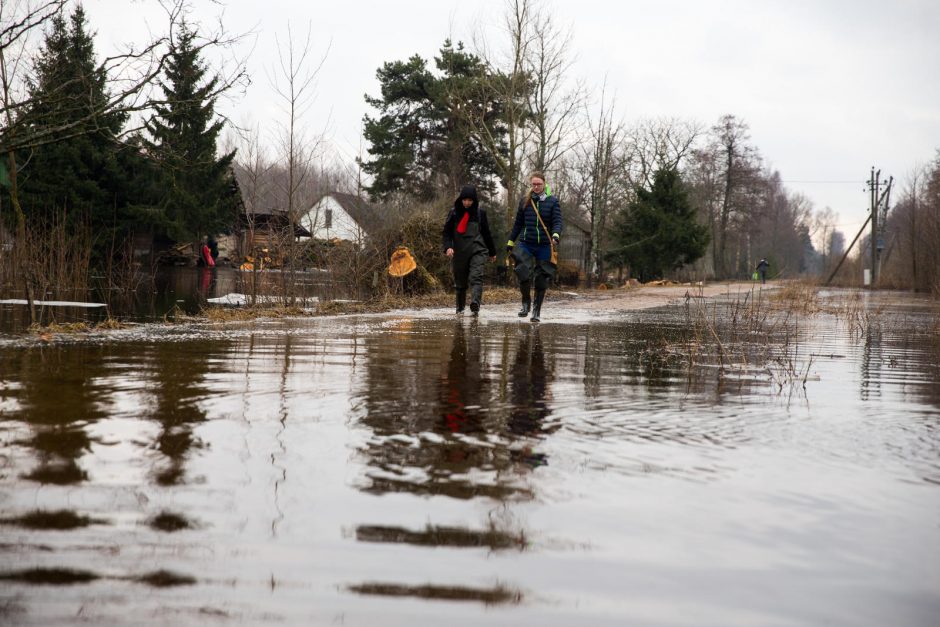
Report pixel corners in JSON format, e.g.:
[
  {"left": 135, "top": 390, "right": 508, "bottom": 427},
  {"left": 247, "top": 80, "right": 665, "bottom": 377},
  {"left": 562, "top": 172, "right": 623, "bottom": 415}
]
[{"left": 456, "top": 211, "right": 470, "bottom": 234}]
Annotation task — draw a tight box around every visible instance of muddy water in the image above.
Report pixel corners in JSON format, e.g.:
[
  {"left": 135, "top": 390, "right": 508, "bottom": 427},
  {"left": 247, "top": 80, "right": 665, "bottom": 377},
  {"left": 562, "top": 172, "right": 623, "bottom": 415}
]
[
  {"left": 0, "top": 267, "right": 335, "bottom": 332},
  {"left": 1, "top": 291, "right": 939, "bottom": 626}
]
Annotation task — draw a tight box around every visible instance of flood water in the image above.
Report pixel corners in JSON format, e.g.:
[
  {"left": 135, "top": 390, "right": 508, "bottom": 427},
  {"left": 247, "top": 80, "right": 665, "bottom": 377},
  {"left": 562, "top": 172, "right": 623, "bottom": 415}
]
[
  {"left": 0, "top": 267, "right": 334, "bottom": 332},
  {"left": 1, "top": 290, "right": 938, "bottom": 625}
]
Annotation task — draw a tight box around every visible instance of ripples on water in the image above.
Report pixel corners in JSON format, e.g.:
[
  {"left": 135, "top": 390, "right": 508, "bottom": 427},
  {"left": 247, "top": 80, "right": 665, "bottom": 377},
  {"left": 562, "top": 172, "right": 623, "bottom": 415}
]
[{"left": 0, "top": 291, "right": 938, "bottom": 625}]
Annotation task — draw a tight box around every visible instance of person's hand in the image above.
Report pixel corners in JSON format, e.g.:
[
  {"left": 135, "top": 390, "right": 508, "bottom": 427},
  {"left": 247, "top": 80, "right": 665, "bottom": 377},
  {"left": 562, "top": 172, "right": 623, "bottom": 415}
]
[
  {"left": 505, "top": 245, "right": 514, "bottom": 253},
  {"left": 488, "top": 256, "right": 496, "bottom": 263},
  {"left": 552, "top": 235, "right": 560, "bottom": 246},
  {"left": 445, "top": 248, "right": 454, "bottom": 258}
]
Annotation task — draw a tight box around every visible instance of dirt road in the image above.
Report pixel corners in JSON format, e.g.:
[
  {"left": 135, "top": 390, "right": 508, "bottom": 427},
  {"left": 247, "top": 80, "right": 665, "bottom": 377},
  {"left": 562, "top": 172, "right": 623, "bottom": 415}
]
[{"left": 547, "top": 281, "right": 772, "bottom": 313}]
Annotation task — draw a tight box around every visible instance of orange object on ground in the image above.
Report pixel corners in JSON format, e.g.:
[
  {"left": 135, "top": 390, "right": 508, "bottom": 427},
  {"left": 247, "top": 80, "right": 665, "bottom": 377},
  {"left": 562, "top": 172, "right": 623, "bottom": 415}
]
[{"left": 388, "top": 246, "right": 417, "bottom": 277}]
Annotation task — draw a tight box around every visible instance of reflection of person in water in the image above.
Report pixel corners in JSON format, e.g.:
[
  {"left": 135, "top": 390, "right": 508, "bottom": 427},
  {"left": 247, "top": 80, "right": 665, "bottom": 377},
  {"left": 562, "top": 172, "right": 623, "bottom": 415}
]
[
  {"left": 441, "top": 321, "right": 485, "bottom": 436},
  {"left": 508, "top": 326, "right": 555, "bottom": 468},
  {"left": 198, "top": 266, "right": 215, "bottom": 299}
]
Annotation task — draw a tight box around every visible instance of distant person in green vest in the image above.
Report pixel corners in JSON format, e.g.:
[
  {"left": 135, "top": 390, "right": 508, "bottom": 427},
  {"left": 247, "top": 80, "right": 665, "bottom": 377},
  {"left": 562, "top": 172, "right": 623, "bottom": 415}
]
[
  {"left": 442, "top": 185, "right": 497, "bottom": 316},
  {"left": 757, "top": 258, "right": 770, "bottom": 284},
  {"left": 507, "top": 172, "right": 563, "bottom": 322}
]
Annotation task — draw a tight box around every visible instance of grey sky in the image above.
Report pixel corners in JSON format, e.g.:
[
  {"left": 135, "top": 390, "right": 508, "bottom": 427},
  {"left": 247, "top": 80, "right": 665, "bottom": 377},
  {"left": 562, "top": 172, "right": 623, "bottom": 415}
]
[{"left": 85, "top": 0, "right": 940, "bottom": 238}]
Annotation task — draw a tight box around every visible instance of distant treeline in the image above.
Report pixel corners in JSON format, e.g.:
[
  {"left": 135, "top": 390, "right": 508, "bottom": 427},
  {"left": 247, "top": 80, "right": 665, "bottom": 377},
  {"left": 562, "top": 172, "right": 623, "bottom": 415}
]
[{"left": 2, "top": 1, "right": 937, "bottom": 295}]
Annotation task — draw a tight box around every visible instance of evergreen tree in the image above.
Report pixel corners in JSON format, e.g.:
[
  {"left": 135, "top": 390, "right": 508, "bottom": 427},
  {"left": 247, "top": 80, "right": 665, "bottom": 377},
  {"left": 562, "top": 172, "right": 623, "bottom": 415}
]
[
  {"left": 143, "top": 22, "right": 238, "bottom": 243},
  {"left": 609, "top": 168, "right": 709, "bottom": 282},
  {"left": 16, "top": 6, "right": 126, "bottom": 223},
  {"left": 361, "top": 40, "right": 504, "bottom": 201}
]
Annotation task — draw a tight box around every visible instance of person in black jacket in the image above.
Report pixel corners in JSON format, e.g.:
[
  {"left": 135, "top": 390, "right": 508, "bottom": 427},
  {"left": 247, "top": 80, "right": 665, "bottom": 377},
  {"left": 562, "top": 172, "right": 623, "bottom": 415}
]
[
  {"left": 443, "top": 185, "right": 497, "bottom": 315},
  {"left": 507, "top": 172, "right": 563, "bottom": 322},
  {"left": 756, "top": 258, "right": 770, "bottom": 284}
]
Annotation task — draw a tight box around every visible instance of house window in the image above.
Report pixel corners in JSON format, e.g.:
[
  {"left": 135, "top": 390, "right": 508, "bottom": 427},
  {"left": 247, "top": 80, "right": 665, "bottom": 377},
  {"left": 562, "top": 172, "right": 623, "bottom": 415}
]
[{"left": 325, "top": 209, "right": 333, "bottom": 229}]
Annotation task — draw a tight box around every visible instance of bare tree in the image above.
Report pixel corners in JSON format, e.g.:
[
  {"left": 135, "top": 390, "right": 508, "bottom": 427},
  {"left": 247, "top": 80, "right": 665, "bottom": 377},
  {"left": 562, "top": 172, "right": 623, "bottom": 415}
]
[
  {"left": 523, "top": 2, "right": 583, "bottom": 178},
  {"left": 626, "top": 116, "right": 702, "bottom": 189},
  {"left": 707, "top": 114, "right": 760, "bottom": 277},
  {"left": 464, "top": 0, "right": 583, "bottom": 227},
  {"left": 566, "top": 85, "right": 625, "bottom": 285},
  {"left": 902, "top": 164, "right": 927, "bottom": 288},
  {"left": 808, "top": 205, "right": 839, "bottom": 270},
  {"left": 468, "top": 0, "right": 534, "bottom": 225},
  {"left": 269, "top": 22, "right": 329, "bottom": 301}
]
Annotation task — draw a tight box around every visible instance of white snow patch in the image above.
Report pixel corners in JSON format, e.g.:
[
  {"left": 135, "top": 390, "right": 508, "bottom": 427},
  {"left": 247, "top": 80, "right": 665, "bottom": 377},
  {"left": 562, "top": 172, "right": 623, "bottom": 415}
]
[{"left": 0, "top": 299, "right": 106, "bottom": 308}]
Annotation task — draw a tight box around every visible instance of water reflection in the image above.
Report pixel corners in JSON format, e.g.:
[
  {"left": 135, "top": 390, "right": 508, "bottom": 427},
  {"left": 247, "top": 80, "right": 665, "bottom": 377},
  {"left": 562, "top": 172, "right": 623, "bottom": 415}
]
[
  {"left": 3, "top": 346, "right": 107, "bottom": 485},
  {"left": 441, "top": 321, "right": 488, "bottom": 436},
  {"left": 356, "top": 320, "right": 562, "bottom": 501},
  {"left": 139, "top": 341, "right": 229, "bottom": 486},
  {"left": 355, "top": 523, "right": 526, "bottom": 551},
  {"left": 508, "top": 326, "right": 553, "bottom": 437},
  {"left": 348, "top": 582, "right": 523, "bottom": 605}
]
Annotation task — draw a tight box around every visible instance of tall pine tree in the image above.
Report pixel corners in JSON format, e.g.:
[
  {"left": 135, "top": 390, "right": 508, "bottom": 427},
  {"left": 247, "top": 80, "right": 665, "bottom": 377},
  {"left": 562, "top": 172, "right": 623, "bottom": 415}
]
[
  {"left": 361, "top": 40, "right": 504, "bottom": 201},
  {"left": 143, "top": 22, "right": 238, "bottom": 243},
  {"left": 609, "top": 168, "right": 709, "bottom": 282},
  {"left": 16, "top": 6, "right": 126, "bottom": 222}
]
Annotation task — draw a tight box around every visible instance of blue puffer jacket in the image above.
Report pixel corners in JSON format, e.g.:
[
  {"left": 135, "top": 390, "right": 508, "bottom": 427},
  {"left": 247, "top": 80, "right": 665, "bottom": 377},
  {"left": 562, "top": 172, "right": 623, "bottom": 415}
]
[{"left": 508, "top": 193, "right": 563, "bottom": 247}]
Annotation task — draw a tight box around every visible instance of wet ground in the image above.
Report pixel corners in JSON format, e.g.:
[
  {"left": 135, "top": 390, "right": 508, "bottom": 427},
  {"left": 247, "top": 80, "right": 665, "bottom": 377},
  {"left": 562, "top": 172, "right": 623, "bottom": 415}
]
[{"left": 1, "top": 289, "right": 939, "bottom": 625}]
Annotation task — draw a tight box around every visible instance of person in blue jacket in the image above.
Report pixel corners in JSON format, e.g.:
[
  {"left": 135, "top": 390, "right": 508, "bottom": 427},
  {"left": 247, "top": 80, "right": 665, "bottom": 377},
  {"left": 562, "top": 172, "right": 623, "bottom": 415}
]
[
  {"left": 506, "top": 172, "right": 562, "bottom": 322},
  {"left": 443, "top": 185, "right": 497, "bottom": 315}
]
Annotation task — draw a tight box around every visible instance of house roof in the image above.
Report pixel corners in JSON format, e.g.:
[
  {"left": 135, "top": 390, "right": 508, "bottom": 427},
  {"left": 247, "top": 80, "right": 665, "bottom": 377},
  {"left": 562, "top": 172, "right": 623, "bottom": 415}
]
[
  {"left": 315, "top": 192, "right": 383, "bottom": 235},
  {"left": 565, "top": 210, "right": 592, "bottom": 235},
  {"left": 240, "top": 208, "right": 311, "bottom": 237}
]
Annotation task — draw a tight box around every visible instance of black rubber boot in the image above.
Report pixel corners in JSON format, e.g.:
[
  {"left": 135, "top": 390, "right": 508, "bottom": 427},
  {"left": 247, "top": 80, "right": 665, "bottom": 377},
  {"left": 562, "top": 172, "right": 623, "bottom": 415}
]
[
  {"left": 530, "top": 290, "right": 546, "bottom": 322},
  {"left": 517, "top": 281, "right": 531, "bottom": 317},
  {"left": 456, "top": 289, "right": 466, "bottom": 314},
  {"left": 470, "top": 285, "right": 482, "bottom": 316}
]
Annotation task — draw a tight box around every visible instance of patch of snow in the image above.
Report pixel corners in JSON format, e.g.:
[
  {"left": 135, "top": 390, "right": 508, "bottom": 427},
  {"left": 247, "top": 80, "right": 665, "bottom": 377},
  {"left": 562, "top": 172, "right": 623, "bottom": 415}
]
[
  {"left": 0, "top": 299, "right": 106, "bottom": 308},
  {"left": 206, "top": 293, "right": 320, "bottom": 306}
]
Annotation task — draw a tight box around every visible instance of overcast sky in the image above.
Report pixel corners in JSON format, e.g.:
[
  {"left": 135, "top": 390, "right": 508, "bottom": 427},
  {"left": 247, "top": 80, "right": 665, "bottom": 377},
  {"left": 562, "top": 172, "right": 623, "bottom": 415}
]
[{"left": 84, "top": 0, "right": 940, "bottom": 239}]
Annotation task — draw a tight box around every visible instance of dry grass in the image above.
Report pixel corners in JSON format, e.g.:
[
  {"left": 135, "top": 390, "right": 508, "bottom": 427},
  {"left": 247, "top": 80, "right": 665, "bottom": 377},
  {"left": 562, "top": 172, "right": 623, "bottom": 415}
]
[
  {"left": 201, "top": 305, "right": 310, "bottom": 322},
  {"left": 27, "top": 317, "right": 127, "bottom": 335},
  {"left": 28, "top": 321, "right": 91, "bottom": 334},
  {"left": 95, "top": 317, "right": 126, "bottom": 330},
  {"left": 768, "top": 279, "right": 821, "bottom": 313},
  {"left": 676, "top": 284, "right": 817, "bottom": 393}
]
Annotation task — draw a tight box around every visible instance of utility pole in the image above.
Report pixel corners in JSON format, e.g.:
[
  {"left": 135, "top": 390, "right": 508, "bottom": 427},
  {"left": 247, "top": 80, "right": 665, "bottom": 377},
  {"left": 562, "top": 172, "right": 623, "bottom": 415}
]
[{"left": 867, "top": 168, "right": 892, "bottom": 289}]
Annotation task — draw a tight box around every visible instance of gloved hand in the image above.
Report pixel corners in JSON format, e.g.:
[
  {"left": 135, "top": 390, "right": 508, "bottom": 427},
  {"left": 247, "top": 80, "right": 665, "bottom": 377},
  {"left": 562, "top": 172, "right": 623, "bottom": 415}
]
[
  {"left": 506, "top": 240, "right": 514, "bottom": 253},
  {"left": 552, "top": 233, "right": 560, "bottom": 246}
]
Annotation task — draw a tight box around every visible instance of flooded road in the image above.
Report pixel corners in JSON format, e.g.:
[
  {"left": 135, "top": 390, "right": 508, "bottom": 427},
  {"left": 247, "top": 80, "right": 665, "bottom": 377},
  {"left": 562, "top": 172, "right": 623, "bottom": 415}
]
[{"left": 1, "top": 290, "right": 939, "bottom": 625}]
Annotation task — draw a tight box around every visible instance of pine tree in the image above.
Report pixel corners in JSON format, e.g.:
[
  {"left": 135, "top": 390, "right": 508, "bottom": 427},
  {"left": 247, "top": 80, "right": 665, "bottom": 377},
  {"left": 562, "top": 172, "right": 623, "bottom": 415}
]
[
  {"left": 143, "top": 22, "right": 238, "bottom": 243},
  {"left": 16, "top": 6, "right": 126, "bottom": 222},
  {"left": 610, "top": 168, "right": 709, "bottom": 282},
  {"left": 361, "top": 40, "right": 504, "bottom": 201}
]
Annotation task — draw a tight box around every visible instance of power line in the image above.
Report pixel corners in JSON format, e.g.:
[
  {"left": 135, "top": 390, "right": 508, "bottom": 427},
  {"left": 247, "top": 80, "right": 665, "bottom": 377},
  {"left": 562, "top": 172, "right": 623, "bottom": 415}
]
[{"left": 780, "top": 180, "right": 864, "bottom": 184}]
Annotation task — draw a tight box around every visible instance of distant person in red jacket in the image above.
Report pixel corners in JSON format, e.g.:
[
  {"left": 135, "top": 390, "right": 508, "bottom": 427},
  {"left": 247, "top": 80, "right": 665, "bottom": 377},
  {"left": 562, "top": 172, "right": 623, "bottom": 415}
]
[{"left": 199, "top": 237, "right": 215, "bottom": 268}]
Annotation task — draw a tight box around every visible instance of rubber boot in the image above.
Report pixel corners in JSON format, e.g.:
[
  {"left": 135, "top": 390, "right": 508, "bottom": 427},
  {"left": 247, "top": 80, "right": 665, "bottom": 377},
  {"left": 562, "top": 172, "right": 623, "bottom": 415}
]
[
  {"left": 470, "top": 285, "right": 482, "bottom": 316},
  {"left": 517, "top": 281, "right": 531, "bottom": 317},
  {"left": 530, "top": 290, "right": 546, "bottom": 322},
  {"left": 456, "top": 289, "right": 466, "bottom": 314}
]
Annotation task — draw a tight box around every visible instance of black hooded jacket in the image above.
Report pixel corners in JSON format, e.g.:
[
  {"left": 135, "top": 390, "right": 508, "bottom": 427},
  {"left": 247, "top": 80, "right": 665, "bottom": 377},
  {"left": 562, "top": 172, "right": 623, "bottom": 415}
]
[{"left": 442, "top": 185, "right": 497, "bottom": 257}]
